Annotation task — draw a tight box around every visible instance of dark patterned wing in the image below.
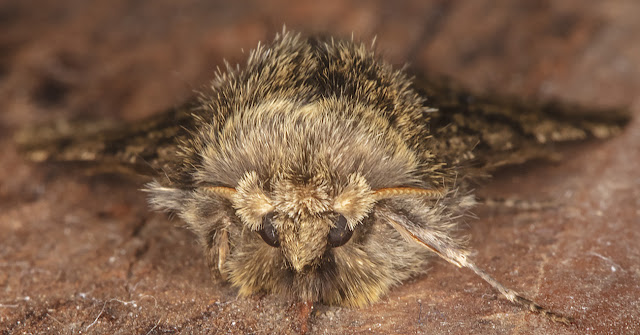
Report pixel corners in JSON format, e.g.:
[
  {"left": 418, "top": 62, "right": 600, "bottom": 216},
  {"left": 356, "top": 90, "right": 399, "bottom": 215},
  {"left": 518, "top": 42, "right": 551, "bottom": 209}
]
[
  {"left": 17, "top": 100, "right": 200, "bottom": 180},
  {"left": 18, "top": 74, "right": 630, "bottom": 184},
  {"left": 413, "top": 75, "right": 630, "bottom": 175}
]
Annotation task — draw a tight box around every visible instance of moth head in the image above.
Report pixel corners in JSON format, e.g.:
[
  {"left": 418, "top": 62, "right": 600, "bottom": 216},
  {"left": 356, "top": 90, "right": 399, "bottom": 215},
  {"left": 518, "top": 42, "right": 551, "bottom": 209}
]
[
  {"left": 145, "top": 98, "right": 463, "bottom": 306},
  {"left": 205, "top": 170, "right": 376, "bottom": 272}
]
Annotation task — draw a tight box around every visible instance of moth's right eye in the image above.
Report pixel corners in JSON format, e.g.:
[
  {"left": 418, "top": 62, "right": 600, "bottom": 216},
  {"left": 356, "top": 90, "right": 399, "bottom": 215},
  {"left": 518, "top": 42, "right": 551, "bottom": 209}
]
[
  {"left": 258, "top": 212, "right": 280, "bottom": 247},
  {"left": 327, "top": 214, "right": 352, "bottom": 248}
]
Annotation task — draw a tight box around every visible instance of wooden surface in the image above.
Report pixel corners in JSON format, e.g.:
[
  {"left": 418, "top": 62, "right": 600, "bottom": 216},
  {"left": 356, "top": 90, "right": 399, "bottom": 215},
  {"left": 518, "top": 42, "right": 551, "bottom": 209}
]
[{"left": 1, "top": 1, "right": 639, "bottom": 334}]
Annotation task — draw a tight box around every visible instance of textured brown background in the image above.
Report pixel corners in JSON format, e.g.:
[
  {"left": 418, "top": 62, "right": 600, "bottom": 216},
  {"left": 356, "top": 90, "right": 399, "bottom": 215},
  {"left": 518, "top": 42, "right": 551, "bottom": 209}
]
[{"left": 1, "top": 1, "right": 639, "bottom": 334}]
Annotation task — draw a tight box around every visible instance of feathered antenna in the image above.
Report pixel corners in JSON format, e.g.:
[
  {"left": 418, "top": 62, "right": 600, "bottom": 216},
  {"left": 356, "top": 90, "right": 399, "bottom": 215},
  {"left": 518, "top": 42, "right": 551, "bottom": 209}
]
[
  {"left": 203, "top": 186, "right": 237, "bottom": 200},
  {"left": 373, "top": 187, "right": 446, "bottom": 201}
]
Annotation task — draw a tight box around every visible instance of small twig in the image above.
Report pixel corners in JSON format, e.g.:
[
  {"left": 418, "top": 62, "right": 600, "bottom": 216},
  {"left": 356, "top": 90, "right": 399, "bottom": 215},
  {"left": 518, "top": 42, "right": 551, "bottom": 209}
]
[
  {"left": 85, "top": 298, "right": 138, "bottom": 330},
  {"left": 138, "top": 294, "right": 158, "bottom": 307},
  {"left": 589, "top": 251, "right": 625, "bottom": 272},
  {"left": 85, "top": 301, "right": 107, "bottom": 330},
  {"left": 46, "top": 313, "right": 65, "bottom": 326},
  {"left": 145, "top": 318, "right": 162, "bottom": 335},
  {"left": 0, "top": 304, "right": 19, "bottom": 308},
  {"left": 83, "top": 295, "right": 160, "bottom": 331}
]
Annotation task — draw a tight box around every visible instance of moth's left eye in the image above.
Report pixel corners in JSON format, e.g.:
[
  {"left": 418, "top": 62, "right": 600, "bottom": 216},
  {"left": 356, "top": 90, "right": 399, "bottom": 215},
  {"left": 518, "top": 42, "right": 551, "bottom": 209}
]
[
  {"left": 258, "top": 212, "right": 280, "bottom": 247},
  {"left": 327, "top": 214, "right": 352, "bottom": 248}
]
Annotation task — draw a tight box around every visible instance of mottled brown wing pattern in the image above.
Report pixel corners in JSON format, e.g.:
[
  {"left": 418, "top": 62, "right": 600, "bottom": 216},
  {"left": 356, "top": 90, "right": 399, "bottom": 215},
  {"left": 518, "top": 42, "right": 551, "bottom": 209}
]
[
  {"left": 18, "top": 76, "right": 629, "bottom": 186},
  {"left": 413, "top": 75, "right": 630, "bottom": 176},
  {"left": 18, "top": 101, "right": 201, "bottom": 180}
]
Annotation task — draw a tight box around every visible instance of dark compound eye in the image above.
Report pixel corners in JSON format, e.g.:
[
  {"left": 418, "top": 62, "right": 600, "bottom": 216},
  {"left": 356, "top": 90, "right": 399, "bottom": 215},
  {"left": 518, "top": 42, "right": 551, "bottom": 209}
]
[
  {"left": 259, "top": 212, "right": 280, "bottom": 247},
  {"left": 327, "top": 214, "right": 353, "bottom": 248}
]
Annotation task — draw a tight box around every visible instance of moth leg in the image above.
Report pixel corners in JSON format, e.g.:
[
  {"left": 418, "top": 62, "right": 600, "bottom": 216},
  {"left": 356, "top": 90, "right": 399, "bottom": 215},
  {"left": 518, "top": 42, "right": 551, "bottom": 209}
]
[
  {"left": 217, "top": 229, "right": 230, "bottom": 280},
  {"left": 204, "top": 226, "right": 230, "bottom": 280}
]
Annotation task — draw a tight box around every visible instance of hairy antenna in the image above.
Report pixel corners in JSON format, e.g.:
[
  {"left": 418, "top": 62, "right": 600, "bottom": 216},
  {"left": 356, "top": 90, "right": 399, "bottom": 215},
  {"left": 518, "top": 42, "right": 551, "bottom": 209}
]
[
  {"left": 202, "top": 186, "right": 237, "bottom": 200},
  {"left": 383, "top": 213, "right": 572, "bottom": 325},
  {"left": 373, "top": 187, "right": 446, "bottom": 201}
]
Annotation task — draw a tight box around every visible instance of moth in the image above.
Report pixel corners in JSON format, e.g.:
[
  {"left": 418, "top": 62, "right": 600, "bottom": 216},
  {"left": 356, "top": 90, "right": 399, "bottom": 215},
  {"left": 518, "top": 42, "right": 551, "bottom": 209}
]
[{"left": 19, "top": 30, "right": 629, "bottom": 324}]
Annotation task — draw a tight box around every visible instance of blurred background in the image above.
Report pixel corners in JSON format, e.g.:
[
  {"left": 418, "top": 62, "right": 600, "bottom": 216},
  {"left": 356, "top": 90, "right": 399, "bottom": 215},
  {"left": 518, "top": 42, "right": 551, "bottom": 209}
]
[
  {"left": 1, "top": 1, "right": 638, "bottom": 334},
  {"left": 2, "top": 0, "right": 638, "bottom": 126}
]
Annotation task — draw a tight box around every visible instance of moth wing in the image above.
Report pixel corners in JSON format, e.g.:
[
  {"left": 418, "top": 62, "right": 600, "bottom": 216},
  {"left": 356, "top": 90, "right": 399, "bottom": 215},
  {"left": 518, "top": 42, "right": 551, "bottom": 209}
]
[
  {"left": 412, "top": 74, "right": 631, "bottom": 173},
  {"left": 17, "top": 100, "right": 201, "bottom": 179}
]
